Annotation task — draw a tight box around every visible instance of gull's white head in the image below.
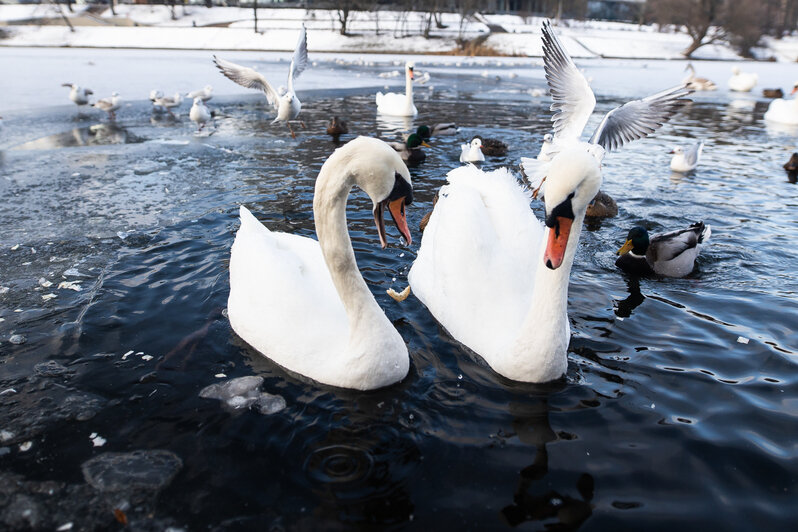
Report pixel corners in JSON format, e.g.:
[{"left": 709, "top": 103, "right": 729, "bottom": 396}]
[
  {"left": 193, "top": 97, "right": 204, "bottom": 105},
  {"left": 732, "top": 66, "right": 741, "bottom": 75},
  {"left": 471, "top": 138, "right": 483, "bottom": 149},
  {"left": 543, "top": 133, "right": 553, "bottom": 143},
  {"left": 541, "top": 147, "right": 602, "bottom": 270},
  {"left": 204, "top": 85, "right": 213, "bottom": 92},
  {"left": 671, "top": 146, "right": 684, "bottom": 155}
]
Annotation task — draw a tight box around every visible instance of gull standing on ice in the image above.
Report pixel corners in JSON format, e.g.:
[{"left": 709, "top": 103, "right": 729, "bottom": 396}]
[
  {"left": 670, "top": 141, "right": 703, "bottom": 173},
  {"left": 213, "top": 24, "right": 309, "bottom": 138},
  {"left": 190, "top": 97, "right": 211, "bottom": 132},
  {"left": 93, "top": 92, "right": 121, "bottom": 120},
  {"left": 62, "top": 83, "right": 93, "bottom": 107},
  {"left": 187, "top": 85, "right": 213, "bottom": 102},
  {"left": 154, "top": 92, "right": 184, "bottom": 117}
]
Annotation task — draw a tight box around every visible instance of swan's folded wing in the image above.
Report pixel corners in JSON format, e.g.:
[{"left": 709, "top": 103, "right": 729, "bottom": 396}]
[
  {"left": 213, "top": 56, "right": 280, "bottom": 111},
  {"left": 228, "top": 206, "right": 348, "bottom": 363},
  {"left": 541, "top": 19, "right": 596, "bottom": 143},
  {"left": 588, "top": 84, "right": 692, "bottom": 152},
  {"left": 409, "top": 166, "right": 544, "bottom": 359}
]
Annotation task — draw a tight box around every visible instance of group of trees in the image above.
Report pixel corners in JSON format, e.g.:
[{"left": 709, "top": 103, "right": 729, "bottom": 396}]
[{"left": 646, "top": 0, "right": 798, "bottom": 57}]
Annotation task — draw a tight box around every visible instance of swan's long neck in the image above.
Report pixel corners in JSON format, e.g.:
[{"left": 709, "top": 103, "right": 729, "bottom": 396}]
[
  {"left": 313, "top": 164, "right": 392, "bottom": 350},
  {"left": 405, "top": 69, "right": 414, "bottom": 104},
  {"left": 506, "top": 212, "right": 586, "bottom": 382}
]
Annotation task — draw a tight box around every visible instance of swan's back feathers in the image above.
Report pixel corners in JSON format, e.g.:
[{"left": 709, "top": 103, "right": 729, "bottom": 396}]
[
  {"left": 409, "top": 166, "right": 543, "bottom": 359},
  {"left": 228, "top": 206, "right": 348, "bottom": 370}
]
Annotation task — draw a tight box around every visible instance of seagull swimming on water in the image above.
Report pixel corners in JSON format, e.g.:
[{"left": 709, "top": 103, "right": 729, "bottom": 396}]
[{"left": 213, "top": 24, "right": 308, "bottom": 138}]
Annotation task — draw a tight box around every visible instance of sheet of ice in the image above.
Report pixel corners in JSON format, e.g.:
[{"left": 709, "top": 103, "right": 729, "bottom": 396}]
[{"left": 199, "top": 376, "right": 286, "bottom": 414}]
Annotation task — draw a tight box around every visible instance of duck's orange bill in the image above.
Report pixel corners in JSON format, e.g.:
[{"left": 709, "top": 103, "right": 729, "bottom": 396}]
[
  {"left": 617, "top": 240, "right": 634, "bottom": 255},
  {"left": 543, "top": 217, "right": 573, "bottom": 270},
  {"left": 388, "top": 198, "right": 412, "bottom": 246}
]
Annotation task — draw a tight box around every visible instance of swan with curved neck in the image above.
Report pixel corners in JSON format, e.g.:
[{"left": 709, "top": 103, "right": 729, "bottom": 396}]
[
  {"left": 376, "top": 62, "right": 418, "bottom": 117},
  {"left": 410, "top": 20, "right": 688, "bottom": 383},
  {"left": 227, "top": 137, "right": 414, "bottom": 390}
]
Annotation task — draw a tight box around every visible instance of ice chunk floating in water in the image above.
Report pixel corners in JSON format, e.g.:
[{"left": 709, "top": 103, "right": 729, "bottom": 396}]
[{"left": 199, "top": 376, "right": 286, "bottom": 415}]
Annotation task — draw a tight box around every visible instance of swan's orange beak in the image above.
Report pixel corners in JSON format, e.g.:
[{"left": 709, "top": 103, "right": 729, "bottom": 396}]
[
  {"left": 544, "top": 217, "right": 573, "bottom": 270},
  {"left": 374, "top": 197, "right": 412, "bottom": 249},
  {"left": 388, "top": 197, "right": 412, "bottom": 246}
]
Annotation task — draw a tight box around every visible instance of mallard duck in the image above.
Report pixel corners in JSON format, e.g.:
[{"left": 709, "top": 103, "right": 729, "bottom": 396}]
[
  {"left": 728, "top": 66, "right": 758, "bottom": 92},
  {"left": 670, "top": 141, "right": 703, "bottom": 173},
  {"left": 763, "top": 88, "right": 784, "bottom": 99},
  {"left": 326, "top": 116, "right": 348, "bottom": 138},
  {"left": 389, "top": 133, "right": 429, "bottom": 164},
  {"left": 683, "top": 63, "right": 717, "bottom": 91},
  {"left": 214, "top": 25, "right": 308, "bottom": 137},
  {"left": 585, "top": 190, "right": 617, "bottom": 218},
  {"left": 416, "top": 123, "right": 457, "bottom": 140},
  {"left": 616, "top": 223, "right": 711, "bottom": 277},
  {"left": 478, "top": 137, "right": 508, "bottom": 157},
  {"left": 784, "top": 153, "right": 798, "bottom": 183}
]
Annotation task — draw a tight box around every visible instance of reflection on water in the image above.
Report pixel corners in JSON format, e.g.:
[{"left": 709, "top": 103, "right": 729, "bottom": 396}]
[{"left": 12, "top": 123, "right": 143, "bottom": 150}]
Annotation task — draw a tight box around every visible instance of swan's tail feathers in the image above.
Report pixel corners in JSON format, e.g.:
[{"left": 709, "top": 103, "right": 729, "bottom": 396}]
[{"left": 238, "top": 205, "right": 271, "bottom": 234}]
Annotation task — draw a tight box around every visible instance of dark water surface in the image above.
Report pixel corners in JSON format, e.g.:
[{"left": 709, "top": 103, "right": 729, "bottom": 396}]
[{"left": 1, "top": 64, "right": 797, "bottom": 530}]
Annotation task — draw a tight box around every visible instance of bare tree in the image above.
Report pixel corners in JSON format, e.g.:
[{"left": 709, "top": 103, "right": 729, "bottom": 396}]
[
  {"left": 724, "top": 0, "right": 766, "bottom": 56},
  {"left": 336, "top": 0, "right": 361, "bottom": 36},
  {"left": 649, "top": 0, "right": 727, "bottom": 57}
]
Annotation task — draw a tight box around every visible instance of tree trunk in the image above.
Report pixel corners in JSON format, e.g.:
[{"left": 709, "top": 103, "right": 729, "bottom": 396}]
[{"left": 253, "top": 2, "right": 258, "bottom": 34}]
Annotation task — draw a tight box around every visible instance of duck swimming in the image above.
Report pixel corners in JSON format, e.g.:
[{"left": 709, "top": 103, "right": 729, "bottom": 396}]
[
  {"left": 616, "top": 223, "right": 711, "bottom": 277},
  {"left": 416, "top": 123, "right": 457, "bottom": 139},
  {"left": 389, "top": 133, "right": 430, "bottom": 164},
  {"left": 326, "top": 116, "right": 348, "bottom": 138}
]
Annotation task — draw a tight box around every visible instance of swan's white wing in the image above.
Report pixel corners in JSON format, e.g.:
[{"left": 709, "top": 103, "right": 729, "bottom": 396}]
[
  {"left": 287, "top": 24, "right": 308, "bottom": 93},
  {"left": 214, "top": 56, "right": 280, "bottom": 111},
  {"left": 541, "top": 19, "right": 596, "bottom": 143},
  {"left": 588, "top": 85, "right": 692, "bottom": 152},
  {"left": 409, "top": 166, "right": 545, "bottom": 361},
  {"left": 684, "top": 140, "right": 703, "bottom": 167},
  {"left": 227, "top": 206, "right": 349, "bottom": 375}
]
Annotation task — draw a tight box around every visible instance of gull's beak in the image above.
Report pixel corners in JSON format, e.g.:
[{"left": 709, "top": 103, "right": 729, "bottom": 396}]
[
  {"left": 668, "top": 149, "right": 675, "bottom": 154},
  {"left": 421, "top": 141, "right": 431, "bottom": 148},
  {"left": 791, "top": 86, "right": 798, "bottom": 95},
  {"left": 373, "top": 197, "right": 412, "bottom": 248},
  {"left": 617, "top": 240, "right": 634, "bottom": 256},
  {"left": 543, "top": 217, "right": 573, "bottom": 270}
]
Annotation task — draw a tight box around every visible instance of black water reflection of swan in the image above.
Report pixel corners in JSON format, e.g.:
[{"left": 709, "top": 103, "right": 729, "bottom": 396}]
[{"left": 500, "top": 398, "right": 594, "bottom": 529}]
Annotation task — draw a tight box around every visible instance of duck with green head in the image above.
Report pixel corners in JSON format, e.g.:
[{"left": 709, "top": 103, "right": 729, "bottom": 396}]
[
  {"left": 616, "top": 222, "right": 710, "bottom": 278},
  {"left": 416, "top": 123, "right": 457, "bottom": 140},
  {"left": 389, "top": 133, "right": 430, "bottom": 164}
]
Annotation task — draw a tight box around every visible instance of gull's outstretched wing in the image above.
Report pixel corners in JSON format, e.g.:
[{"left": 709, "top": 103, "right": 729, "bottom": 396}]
[
  {"left": 213, "top": 55, "right": 279, "bottom": 111},
  {"left": 588, "top": 84, "right": 692, "bottom": 152},
  {"left": 541, "top": 19, "right": 596, "bottom": 143},
  {"left": 684, "top": 140, "right": 703, "bottom": 167},
  {"left": 287, "top": 24, "right": 309, "bottom": 93}
]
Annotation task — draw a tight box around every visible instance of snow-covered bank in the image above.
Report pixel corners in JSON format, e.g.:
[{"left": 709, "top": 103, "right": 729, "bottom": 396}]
[{"left": 2, "top": 5, "right": 798, "bottom": 61}]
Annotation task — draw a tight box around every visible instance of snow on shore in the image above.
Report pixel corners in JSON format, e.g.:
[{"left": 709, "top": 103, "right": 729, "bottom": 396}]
[{"left": 2, "top": 5, "right": 797, "bottom": 61}]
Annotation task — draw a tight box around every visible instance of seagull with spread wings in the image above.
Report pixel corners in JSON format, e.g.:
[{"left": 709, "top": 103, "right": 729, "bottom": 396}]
[
  {"left": 213, "top": 24, "right": 309, "bottom": 138},
  {"left": 522, "top": 20, "right": 691, "bottom": 191}
]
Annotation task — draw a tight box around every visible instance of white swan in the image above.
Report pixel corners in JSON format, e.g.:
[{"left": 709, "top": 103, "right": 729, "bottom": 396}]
[
  {"left": 728, "top": 66, "right": 757, "bottom": 92},
  {"left": 227, "top": 137, "right": 414, "bottom": 390},
  {"left": 376, "top": 62, "right": 418, "bottom": 117},
  {"left": 62, "top": 83, "right": 93, "bottom": 107},
  {"left": 764, "top": 82, "right": 798, "bottom": 125},
  {"left": 670, "top": 140, "right": 703, "bottom": 173},
  {"left": 214, "top": 24, "right": 308, "bottom": 137},
  {"left": 460, "top": 138, "right": 485, "bottom": 163},
  {"left": 410, "top": 20, "right": 690, "bottom": 383}
]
